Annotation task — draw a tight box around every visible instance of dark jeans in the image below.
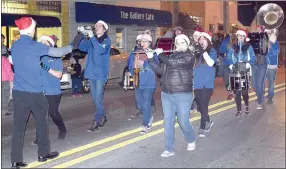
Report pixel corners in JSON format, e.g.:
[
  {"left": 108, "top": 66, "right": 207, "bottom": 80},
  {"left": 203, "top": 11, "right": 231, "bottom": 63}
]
[
  {"left": 194, "top": 88, "right": 213, "bottom": 129},
  {"left": 46, "top": 94, "right": 66, "bottom": 133},
  {"left": 11, "top": 90, "right": 51, "bottom": 162},
  {"left": 135, "top": 88, "right": 155, "bottom": 126},
  {"left": 234, "top": 90, "right": 249, "bottom": 111},
  {"left": 1, "top": 81, "right": 12, "bottom": 115},
  {"left": 223, "top": 64, "right": 230, "bottom": 90},
  {"left": 266, "top": 68, "right": 277, "bottom": 101},
  {"left": 252, "top": 64, "right": 267, "bottom": 104},
  {"left": 72, "top": 77, "right": 82, "bottom": 95},
  {"left": 89, "top": 79, "right": 106, "bottom": 123}
]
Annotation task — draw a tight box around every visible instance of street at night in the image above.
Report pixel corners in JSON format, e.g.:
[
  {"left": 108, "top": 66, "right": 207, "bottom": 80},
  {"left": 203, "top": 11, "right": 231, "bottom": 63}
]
[{"left": 1, "top": 69, "right": 285, "bottom": 168}]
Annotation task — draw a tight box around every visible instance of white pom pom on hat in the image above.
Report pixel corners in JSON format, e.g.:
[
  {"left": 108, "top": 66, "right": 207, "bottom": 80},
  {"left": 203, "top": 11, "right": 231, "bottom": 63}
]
[
  {"left": 193, "top": 27, "right": 203, "bottom": 36},
  {"left": 15, "top": 17, "right": 36, "bottom": 35},
  {"left": 175, "top": 34, "right": 190, "bottom": 46}
]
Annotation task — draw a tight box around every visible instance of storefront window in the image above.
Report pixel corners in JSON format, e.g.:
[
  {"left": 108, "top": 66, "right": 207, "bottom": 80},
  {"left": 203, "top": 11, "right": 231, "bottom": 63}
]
[
  {"left": 116, "top": 28, "right": 125, "bottom": 49},
  {"left": 189, "top": 16, "right": 203, "bottom": 27},
  {"left": 1, "top": 0, "right": 28, "bottom": 14}
]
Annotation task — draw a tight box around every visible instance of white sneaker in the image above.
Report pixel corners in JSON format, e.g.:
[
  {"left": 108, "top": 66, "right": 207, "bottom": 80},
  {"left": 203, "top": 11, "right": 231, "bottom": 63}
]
[
  {"left": 160, "top": 150, "right": 175, "bottom": 157},
  {"left": 257, "top": 104, "right": 263, "bottom": 110},
  {"left": 187, "top": 142, "right": 196, "bottom": 151},
  {"left": 140, "top": 126, "right": 148, "bottom": 134}
]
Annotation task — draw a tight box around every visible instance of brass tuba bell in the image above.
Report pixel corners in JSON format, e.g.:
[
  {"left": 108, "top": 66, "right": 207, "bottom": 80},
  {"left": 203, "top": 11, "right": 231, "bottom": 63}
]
[{"left": 257, "top": 3, "right": 284, "bottom": 30}]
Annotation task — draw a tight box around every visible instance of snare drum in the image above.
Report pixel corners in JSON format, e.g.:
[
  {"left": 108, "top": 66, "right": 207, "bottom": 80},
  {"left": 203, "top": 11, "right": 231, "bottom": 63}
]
[{"left": 229, "top": 72, "right": 250, "bottom": 91}]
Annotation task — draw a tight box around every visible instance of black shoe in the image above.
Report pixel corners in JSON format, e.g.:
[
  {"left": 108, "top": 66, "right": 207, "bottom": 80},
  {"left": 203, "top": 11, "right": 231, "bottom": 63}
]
[
  {"left": 32, "top": 139, "right": 38, "bottom": 145},
  {"left": 58, "top": 130, "right": 67, "bottom": 139},
  {"left": 98, "top": 116, "right": 108, "bottom": 127},
  {"left": 38, "top": 151, "right": 59, "bottom": 162},
  {"left": 236, "top": 111, "right": 242, "bottom": 118},
  {"left": 5, "top": 112, "right": 12, "bottom": 116},
  {"left": 87, "top": 121, "right": 99, "bottom": 132},
  {"left": 268, "top": 99, "right": 273, "bottom": 104},
  {"left": 11, "top": 162, "right": 28, "bottom": 168},
  {"left": 245, "top": 106, "right": 250, "bottom": 115}
]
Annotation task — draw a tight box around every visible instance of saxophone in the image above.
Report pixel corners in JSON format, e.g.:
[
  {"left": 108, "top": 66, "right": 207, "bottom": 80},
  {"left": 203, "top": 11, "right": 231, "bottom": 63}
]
[{"left": 134, "top": 52, "right": 140, "bottom": 88}]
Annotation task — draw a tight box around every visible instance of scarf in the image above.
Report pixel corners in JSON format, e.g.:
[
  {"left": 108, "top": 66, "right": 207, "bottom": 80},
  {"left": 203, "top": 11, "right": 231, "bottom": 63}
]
[{"left": 96, "top": 32, "right": 108, "bottom": 44}]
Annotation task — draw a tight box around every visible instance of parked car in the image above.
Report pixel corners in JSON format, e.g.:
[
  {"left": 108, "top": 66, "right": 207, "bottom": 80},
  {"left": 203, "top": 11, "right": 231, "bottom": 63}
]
[{"left": 60, "top": 47, "right": 129, "bottom": 93}]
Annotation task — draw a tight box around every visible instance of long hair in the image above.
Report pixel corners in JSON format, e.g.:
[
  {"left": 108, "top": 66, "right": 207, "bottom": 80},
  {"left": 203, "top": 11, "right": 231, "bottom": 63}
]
[{"left": 195, "top": 38, "right": 212, "bottom": 65}]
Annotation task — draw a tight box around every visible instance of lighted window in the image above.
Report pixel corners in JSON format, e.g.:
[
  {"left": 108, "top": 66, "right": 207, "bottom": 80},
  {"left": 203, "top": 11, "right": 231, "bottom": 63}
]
[{"left": 116, "top": 28, "right": 125, "bottom": 49}]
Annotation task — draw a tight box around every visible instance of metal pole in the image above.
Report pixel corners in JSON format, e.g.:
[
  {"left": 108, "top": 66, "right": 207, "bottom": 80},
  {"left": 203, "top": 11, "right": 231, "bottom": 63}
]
[
  {"left": 223, "top": 1, "right": 229, "bottom": 34},
  {"left": 173, "top": 1, "right": 179, "bottom": 27}
]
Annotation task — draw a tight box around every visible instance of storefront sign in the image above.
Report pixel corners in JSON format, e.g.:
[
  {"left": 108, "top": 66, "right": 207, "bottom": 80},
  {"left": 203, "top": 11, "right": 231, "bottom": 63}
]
[{"left": 75, "top": 2, "right": 172, "bottom": 27}]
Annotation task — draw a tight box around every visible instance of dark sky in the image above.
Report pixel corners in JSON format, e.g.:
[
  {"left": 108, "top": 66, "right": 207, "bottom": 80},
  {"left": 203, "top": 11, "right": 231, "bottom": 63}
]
[{"left": 238, "top": 1, "right": 285, "bottom": 26}]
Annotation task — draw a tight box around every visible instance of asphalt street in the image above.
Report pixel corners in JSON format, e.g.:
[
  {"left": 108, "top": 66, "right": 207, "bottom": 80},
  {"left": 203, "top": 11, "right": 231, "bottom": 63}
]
[{"left": 1, "top": 68, "right": 285, "bottom": 168}]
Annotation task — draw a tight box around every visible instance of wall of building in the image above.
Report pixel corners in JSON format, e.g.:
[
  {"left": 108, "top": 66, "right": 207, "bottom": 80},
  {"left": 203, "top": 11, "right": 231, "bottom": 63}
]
[
  {"left": 204, "top": 1, "right": 224, "bottom": 32},
  {"left": 68, "top": 0, "right": 163, "bottom": 53}
]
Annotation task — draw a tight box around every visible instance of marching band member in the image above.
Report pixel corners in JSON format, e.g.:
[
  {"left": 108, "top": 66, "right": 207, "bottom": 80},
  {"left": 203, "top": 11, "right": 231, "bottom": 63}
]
[
  {"left": 128, "top": 34, "right": 143, "bottom": 117},
  {"left": 251, "top": 26, "right": 269, "bottom": 109},
  {"left": 189, "top": 28, "right": 203, "bottom": 113},
  {"left": 147, "top": 34, "right": 196, "bottom": 157},
  {"left": 194, "top": 31, "right": 217, "bottom": 137},
  {"left": 128, "top": 33, "right": 159, "bottom": 134},
  {"left": 32, "top": 35, "right": 67, "bottom": 145},
  {"left": 264, "top": 29, "right": 280, "bottom": 104},
  {"left": 77, "top": 20, "right": 111, "bottom": 132},
  {"left": 227, "top": 29, "right": 256, "bottom": 118},
  {"left": 10, "top": 16, "right": 79, "bottom": 168},
  {"left": 173, "top": 26, "right": 184, "bottom": 38}
]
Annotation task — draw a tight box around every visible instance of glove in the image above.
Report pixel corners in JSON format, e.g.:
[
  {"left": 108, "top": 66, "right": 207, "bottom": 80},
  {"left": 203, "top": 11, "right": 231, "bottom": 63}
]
[
  {"left": 229, "top": 64, "right": 234, "bottom": 70},
  {"left": 195, "top": 45, "right": 205, "bottom": 55},
  {"left": 146, "top": 51, "right": 154, "bottom": 59},
  {"left": 77, "top": 26, "right": 85, "bottom": 34},
  {"left": 154, "top": 48, "right": 163, "bottom": 55},
  {"left": 40, "top": 62, "right": 50, "bottom": 71},
  {"left": 269, "top": 34, "right": 277, "bottom": 43},
  {"left": 189, "top": 46, "right": 195, "bottom": 51},
  {"left": 125, "top": 72, "right": 131, "bottom": 76},
  {"left": 86, "top": 30, "right": 94, "bottom": 38},
  {"left": 246, "top": 63, "right": 251, "bottom": 69}
]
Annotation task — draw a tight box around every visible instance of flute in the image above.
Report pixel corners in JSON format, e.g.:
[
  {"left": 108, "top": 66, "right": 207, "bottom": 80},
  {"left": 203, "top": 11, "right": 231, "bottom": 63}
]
[{"left": 132, "top": 50, "right": 176, "bottom": 54}]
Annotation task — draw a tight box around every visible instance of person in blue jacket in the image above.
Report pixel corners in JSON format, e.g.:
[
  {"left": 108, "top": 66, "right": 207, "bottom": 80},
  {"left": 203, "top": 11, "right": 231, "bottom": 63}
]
[
  {"left": 31, "top": 35, "right": 67, "bottom": 145},
  {"left": 77, "top": 20, "right": 111, "bottom": 132},
  {"left": 227, "top": 29, "right": 256, "bottom": 118},
  {"left": 219, "top": 34, "right": 235, "bottom": 100},
  {"left": 127, "top": 34, "right": 156, "bottom": 117},
  {"left": 10, "top": 17, "right": 80, "bottom": 168},
  {"left": 128, "top": 33, "right": 159, "bottom": 134},
  {"left": 264, "top": 29, "right": 280, "bottom": 104},
  {"left": 193, "top": 32, "right": 217, "bottom": 138}
]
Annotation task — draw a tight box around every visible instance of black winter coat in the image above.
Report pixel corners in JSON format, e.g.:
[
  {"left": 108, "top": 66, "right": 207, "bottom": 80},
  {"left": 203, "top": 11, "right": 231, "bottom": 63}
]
[{"left": 148, "top": 51, "right": 195, "bottom": 94}]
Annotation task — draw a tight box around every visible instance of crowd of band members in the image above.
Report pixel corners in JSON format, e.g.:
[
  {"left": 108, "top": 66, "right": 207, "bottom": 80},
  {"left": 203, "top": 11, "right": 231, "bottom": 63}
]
[{"left": 2, "top": 15, "right": 281, "bottom": 167}]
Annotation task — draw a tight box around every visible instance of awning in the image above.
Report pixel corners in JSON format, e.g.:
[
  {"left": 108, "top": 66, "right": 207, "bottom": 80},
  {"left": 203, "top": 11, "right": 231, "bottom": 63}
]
[
  {"left": 1, "top": 13, "right": 61, "bottom": 27},
  {"left": 178, "top": 13, "right": 201, "bottom": 31}
]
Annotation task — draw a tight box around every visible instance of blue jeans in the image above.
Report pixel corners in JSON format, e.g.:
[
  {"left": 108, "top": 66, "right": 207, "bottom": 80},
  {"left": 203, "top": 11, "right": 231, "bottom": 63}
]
[
  {"left": 252, "top": 64, "right": 267, "bottom": 104},
  {"left": 266, "top": 68, "right": 277, "bottom": 101},
  {"left": 89, "top": 79, "right": 106, "bottom": 122},
  {"left": 161, "top": 91, "right": 196, "bottom": 152},
  {"left": 135, "top": 88, "right": 155, "bottom": 126},
  {"left": 72, "top": 77, "right": 82, "bottom": 95}
]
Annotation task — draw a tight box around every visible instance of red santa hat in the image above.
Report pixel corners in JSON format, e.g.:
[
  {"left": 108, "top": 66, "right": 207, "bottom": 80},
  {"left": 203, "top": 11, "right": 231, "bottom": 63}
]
[
  {"left": 236, "top": 29, "right": 250, "bottom": 42},
  {"left": 199, "top": 31, "right": 212, "bottom": 43},
  {"left": 96, "top": 20, "right": 108, "bottom": 30},
  {"left": 15, "top": 17, "right": 36, "bottom": 35},
  {"left": 193, "top": 27, "right": 203, "bottom": 36},
  {"left": 39, "top": 35, "right": 55, "bottom": 47}
]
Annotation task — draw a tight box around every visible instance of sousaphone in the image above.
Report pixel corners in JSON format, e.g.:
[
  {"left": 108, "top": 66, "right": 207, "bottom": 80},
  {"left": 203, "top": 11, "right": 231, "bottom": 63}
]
[{"left": 257, "top": 3, "right": 284, "bottom": 30}]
